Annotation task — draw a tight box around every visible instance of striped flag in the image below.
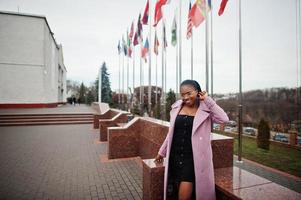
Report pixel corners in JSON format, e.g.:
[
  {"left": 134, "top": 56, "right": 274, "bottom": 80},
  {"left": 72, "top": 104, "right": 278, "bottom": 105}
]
[
  {"left": 218, "top": 0, "right": 228, "bottom": 16},
  {"left": 189, "top": 0, "right": 205, "bottom": 28},
  {"left": 142, "top": 0, "right": 149, "bottom": 25},
  {"left": 187, "top": 2, "right": 193, "bottom": 39},
  {"left": 141, "top": 37, "right": 149, "bottom": 62}
]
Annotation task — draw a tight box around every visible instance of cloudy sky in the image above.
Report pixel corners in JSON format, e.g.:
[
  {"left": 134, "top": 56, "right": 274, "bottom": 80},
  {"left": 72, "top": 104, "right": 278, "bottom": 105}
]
[{"left": 0, "top": 0, "right": 300, "bottom": 94}]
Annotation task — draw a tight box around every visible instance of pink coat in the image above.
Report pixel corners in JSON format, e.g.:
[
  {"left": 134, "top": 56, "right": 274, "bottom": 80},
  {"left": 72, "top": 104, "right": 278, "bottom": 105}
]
[{"left": 158, "top": 96, "right": 229, "bottom": 200}]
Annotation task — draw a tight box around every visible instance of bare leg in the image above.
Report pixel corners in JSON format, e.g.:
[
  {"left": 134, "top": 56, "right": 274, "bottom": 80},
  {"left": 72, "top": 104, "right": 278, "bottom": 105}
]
[{"left": 178, "top": 181, "right": 194, "bottom": 200}]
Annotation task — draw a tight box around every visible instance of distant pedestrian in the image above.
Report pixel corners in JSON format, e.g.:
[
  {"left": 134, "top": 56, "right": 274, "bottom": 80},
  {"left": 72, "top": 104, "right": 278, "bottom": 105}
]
[
  {"left": 72, "top": 97, "right": 76, "bottom": 106},
  {"left": 77, "top": 98, "right": 80, "bottom": 106}
]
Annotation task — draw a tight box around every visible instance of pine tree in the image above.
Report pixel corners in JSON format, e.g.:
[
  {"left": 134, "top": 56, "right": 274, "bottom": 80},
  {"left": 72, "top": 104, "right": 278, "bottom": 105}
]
[
  {"left": 165, "top": 89, "right": 176, "bottom": 121},
  {"left": 100, "top": 62, "right": 113, "bottom": 104},
  {"left": 79, "top": 82, "right": 86, "bottom": 104},
  {"left": 257, "top": 119, "right": 270, "bottom": 150}
]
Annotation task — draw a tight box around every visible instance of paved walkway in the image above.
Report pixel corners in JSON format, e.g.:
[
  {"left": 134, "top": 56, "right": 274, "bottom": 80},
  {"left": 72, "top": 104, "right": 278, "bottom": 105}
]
[
  {"left": 0, "top": 124, "right": 142, "bottom": 200},
  {"left": 0, "top": 104, "right": 97, "bottom": 115}
]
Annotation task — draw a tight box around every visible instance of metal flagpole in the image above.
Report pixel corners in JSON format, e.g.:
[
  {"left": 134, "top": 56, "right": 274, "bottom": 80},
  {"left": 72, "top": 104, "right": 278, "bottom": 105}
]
[
  {"left": 133, "top": 47, "right": 135, "bottom": 110},
  {"left": 140, "top": 42, "right": 143, "bottom": 116},
  {"left": 98, "top": 66, "right": 101, "bottom": 103},
  {"left": 205, "top": 0, "right": 209, "bottom": 92},
  {"left": 118, "top": 52, "right": 121, "bottom": 107},
  {"left": 191, "top": 29, "right": 193, "bottom": 79},
  {"left": 179, "top": 0, "right": 182, "bottom": 85},
  {"left": 127, "top": 51, "right": 129, "bottom": 111},
  {"left": 161, "top": 21, "right": 165, "bottom": 120},
  {"left": 176, "top": 9, "right": 179, "bottom": 98},
  {"left": 155, "top": 37, "right": 158, "bottom": 106},
  {"left": 122, "top": 47, "right": 125, "bottom": 109},
  {"left": 148, "top": 0, "right": 152, "bottom": 116},
  {"left": 237, "top": 0, "right": 243, "bottom": 163},
  {"left": 210, "top": 1, "right": 213, "bottom": 97}
]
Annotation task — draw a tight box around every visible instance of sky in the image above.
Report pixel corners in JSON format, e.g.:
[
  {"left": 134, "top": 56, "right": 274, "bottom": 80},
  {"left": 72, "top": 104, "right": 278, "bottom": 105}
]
[{"left": 0, "top": 0, "right": 300, "bottom": 94}]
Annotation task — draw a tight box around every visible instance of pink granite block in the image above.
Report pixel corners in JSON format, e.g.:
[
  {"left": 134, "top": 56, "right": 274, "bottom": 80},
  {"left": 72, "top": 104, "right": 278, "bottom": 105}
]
[
  {"left": 143, "top": 159, "right": 165, "bottom": 200},
  {"left": 107, "top": 119, "right": 140, "bottom": 159},
  {"left": 99, "top": 113, "right": 129, "bottom": 141},
  {"left": 211, "top": 134, "right": 234, "bottom": 168}
]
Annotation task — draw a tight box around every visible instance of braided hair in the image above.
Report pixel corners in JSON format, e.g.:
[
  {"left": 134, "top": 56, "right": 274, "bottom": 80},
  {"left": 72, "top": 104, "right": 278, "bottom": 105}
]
[{"left": 180, "top": 79, "right": 202, "bottom": 92}]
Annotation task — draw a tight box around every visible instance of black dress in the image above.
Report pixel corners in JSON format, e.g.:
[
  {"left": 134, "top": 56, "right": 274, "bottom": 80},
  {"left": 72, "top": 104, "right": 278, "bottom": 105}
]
[{"left": 167, "top": 115, "right": 196, "bottom": 199}]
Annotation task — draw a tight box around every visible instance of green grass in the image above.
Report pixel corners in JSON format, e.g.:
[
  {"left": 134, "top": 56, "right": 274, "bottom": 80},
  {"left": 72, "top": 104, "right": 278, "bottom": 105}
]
[{"left": 214, "top": 131, "right": 301, "bottom": 177}]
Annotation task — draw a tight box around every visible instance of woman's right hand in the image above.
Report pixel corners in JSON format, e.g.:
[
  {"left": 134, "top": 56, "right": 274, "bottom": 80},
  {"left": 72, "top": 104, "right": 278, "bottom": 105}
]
[{"left": 154, "top": 154, "right": 164, "bottom": 163}]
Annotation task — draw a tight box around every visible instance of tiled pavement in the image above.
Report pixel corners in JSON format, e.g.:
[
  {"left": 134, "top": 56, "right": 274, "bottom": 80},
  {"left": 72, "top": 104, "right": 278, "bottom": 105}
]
[
  {"left": 0, "top": 122, "right": 300, "bottom": 200},
  {"left": 0, "top": 124, "right": 142, "bottom": 200}
]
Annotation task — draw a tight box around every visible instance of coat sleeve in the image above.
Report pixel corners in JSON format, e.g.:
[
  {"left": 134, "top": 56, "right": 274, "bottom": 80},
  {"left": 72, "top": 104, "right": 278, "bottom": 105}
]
[
  {"left": 158, "top": 133, "right": 169, "bottom": 157},
  {"left": 204, "top": 96, "right": 229, "bottom": 124}
]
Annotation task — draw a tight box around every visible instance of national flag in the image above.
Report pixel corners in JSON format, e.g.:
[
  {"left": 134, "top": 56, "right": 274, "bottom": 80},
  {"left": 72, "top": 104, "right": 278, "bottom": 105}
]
[
  {"left": 122, "top": 36, "right": 127, "bottom": 56},
  {"left": 141, "top": 38, "right": 149, "bottom": 62},
  {"left": 127, "top": 30, "right": 131, "bottom": 47},
  {"left": 128, "top": 46, "right": 132, "bottom": 58},
  {"left": 142, "top": 0, "right": 149, "bottom": 25},
  {"left": 207, "top": 0, "right": 211, "bottom": 10},
  {"left": 117, "top": 40, "right": 121, "bottom": 54},
  {"left": 154, "top": 30, "right": 159, "bottom": 55},
  {"left": 137, "top": 13, "right": 143, "bottom": 40},
  {"left": 129, "top": 21, "right": 134, "bottom": 39},
  {"left": 133, "top": 32, "right": 139, "bottom": 46},
  {"left": 153, "top": 0, "right": 171, "bottom": 27},
  {"left": 218, "top": 0, "right": 228, "bottom": 16},
  {"left": 187, "top": 2, "right": 193, "bottom": 39},
  {"left": 171, "top": 14, "right": 177, "bottom": 46},
  {"left": 189, "top": 0, "right": 205, "bottom": 28},
  {"left": 163, "top": 21, "right": 167, "bottom": 50}
]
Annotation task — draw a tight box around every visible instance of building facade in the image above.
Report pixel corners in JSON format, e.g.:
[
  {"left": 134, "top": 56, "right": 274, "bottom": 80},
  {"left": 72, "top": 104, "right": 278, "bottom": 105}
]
[{"left": 0, "top": 11, "right": 67, "bottom": 108}]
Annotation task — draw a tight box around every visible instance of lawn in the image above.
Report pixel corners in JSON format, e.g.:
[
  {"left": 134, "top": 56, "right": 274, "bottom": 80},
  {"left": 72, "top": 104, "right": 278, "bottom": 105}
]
[{"left": 214, "top": 131, "right": 301, "bottom": 177}]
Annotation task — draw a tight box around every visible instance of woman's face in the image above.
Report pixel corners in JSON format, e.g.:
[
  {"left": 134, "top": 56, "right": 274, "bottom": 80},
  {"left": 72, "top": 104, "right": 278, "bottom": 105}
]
[{"left": 180, "top": 84, "right": 198, "bottom": 107}]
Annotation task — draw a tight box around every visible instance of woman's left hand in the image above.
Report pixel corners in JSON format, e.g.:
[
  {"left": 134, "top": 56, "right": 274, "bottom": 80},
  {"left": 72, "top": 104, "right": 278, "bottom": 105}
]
[{"left": 198, "top": 91, "right": 208, "bottom": 101}]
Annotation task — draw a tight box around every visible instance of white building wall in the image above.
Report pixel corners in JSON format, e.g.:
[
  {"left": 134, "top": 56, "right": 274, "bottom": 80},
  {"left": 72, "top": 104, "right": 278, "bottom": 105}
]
[{"left": 0, "top": 11, "right": 67, "bottom": 105}]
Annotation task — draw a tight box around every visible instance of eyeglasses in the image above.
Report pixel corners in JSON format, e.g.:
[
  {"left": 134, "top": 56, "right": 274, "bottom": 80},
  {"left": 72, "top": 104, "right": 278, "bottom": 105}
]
[{"left": 181, "top": 90, "right": 197, "bottom": 98}]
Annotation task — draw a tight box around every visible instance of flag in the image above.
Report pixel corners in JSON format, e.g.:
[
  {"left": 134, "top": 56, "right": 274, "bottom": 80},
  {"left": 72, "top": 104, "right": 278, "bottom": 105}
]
[
  {"left": 129, "top": 21, "right": 134, "bottom": 39},
  {"left": 208, "top": 0, "right": 211, "bottom": 10},
  {"left": 122, "top": 36, "right": 127, "bottom": 56},
  {"left": 142, "top": 0, "right": 149, "bottom": 25},
  {"left": 141, "top": 38, "right": 149, "bottom": 62},
  {"left": 137, "top": 13, "right": 143, "bottom": 40},
  {"left": 218, "top": 0, "right": 228, "bottom": 16},
  {"left": 128, "top": 46, "right": 132, "bottom": 58},
  {"left": 154, "top": 31, "right": 159, "bottom": 55},
  {"left": 189, "top": 0, "right": 205, "bottom": 28},
  {"left": 163, "top": 21, "right": 167, "bottom": 50},
  {"left": 187, "top": 2, "right": 193, "bottom": 39},
  {"left": 133, "top": 32, "right": 139, "bottom": 46},
  {"left": 127, "top": 30, "right": 131, "bottom": 47},
  {"left": 153, "top": 0, "right": 171, "bottom": 27},
  {"left": 171, "top": 15, "right": 177, "bottom": 46},
  {"left": 118, "top": 40, "right": 121, "bottom": 54}
]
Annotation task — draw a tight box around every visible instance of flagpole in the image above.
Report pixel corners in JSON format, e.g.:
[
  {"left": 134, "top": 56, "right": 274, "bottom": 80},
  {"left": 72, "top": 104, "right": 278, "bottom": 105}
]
[
  {"left": 237, "top": 0, "right": 243, "bottom": 163},
  {"left": 210, "top": 1, "right": 213, "bottom": 97},
  {"left": 205, "top": 0, "right": 209, "bottom": 92},
  {"left": 140, "top": 43, "right": 143, "bottom": 116},
  {"left": 148, "top": 0, "right": 152, "bottom": 116},
  {"left": 161, "top": 21, "right": 165, "bottom": 120},
  {"left": 127, "top": 51, "right": 129, "bottom": 111},
  {"left": 179, "top": 0, "right": 182, "bottom": 85},
  {"left": 133, "top": 46, "right": 135, "bottom": 110},
  {"left": 118, "top": 51, "right": 121, "bottom": 107},
  {"left": 155, "top": 30, "right": 158, "bottom": 107},
  {"left": 191, "top": 29, "right": 193, "bottom": 79},
  {"left": 176, "top": 9, "right": 179, "bottom": 98},
  {"left": 122, "top": 47, "right": 125, "bottom": 110}
]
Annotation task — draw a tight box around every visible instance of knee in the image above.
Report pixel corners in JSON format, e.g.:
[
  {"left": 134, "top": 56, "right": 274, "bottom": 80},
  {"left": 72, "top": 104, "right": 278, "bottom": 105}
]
[{"left": 178, "top": 194, "right": 191, "bottom": 200}]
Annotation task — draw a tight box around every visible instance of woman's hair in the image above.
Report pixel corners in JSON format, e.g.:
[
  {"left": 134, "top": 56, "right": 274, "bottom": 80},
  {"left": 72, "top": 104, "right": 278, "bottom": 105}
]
[{"left": 180, "top": 79, "right": 202, "bottom": 92}]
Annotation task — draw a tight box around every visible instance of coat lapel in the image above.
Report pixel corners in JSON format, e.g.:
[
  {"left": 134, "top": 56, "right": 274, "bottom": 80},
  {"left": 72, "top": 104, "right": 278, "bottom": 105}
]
[{"left": 192, "top": 101, "right": 210, "bottom": 135}]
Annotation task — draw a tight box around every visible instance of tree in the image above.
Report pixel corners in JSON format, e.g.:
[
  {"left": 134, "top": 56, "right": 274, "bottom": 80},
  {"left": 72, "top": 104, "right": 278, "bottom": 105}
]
[
  {"left": 100, "top": 62, "right": 113, "bottom": 104},
  {"left": 165, "top": 89, "right": 176, "bottom": 121},
  {"left": 78, "top": 82, "right": 86, "bottom": 104},
  {"left": 257, "top": 119, "right": 270, "bottom": 150},
  {"left": 86, "top": 89, "right": 94, "bottom": 105}
]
